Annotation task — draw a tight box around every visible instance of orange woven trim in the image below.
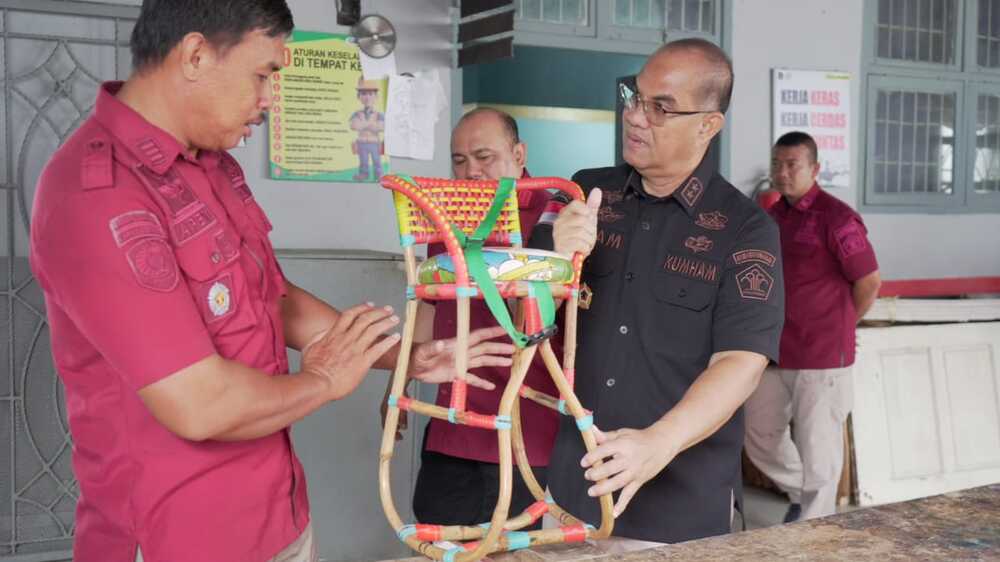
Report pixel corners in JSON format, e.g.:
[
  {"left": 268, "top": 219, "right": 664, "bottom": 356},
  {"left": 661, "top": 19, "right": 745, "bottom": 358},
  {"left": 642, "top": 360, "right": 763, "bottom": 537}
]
[
  {"left": 523, "top": 297, "right": 543, "bottom": 334},
  {"left": 560, "top": 524, "right": 588, "bottom": 543},
  {"left": 526, "top": 501, "right": 550, "bottom": 521},
  {"left": 415, "top": 524, "right": 443, "bottom": 542},
  {"left": 463, "top": 412, "right": 496, "bottom": 430},
  {"left": 450, "top": 380, "right": 467, "bottom": 413}
]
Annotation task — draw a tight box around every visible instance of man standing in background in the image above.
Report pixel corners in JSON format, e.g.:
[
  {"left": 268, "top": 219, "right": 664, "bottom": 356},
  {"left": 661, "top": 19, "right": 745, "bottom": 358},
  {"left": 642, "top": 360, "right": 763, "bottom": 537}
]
[{"left": 745, "top": 131, "right": 881, "bottom": 522}]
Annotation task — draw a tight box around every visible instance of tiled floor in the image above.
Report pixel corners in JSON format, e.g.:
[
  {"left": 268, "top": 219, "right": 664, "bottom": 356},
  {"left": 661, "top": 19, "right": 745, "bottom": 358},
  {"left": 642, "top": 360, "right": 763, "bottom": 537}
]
[
  {"left": 741, "top": 485, "right": 861, "bottom": 531},
  {"left": 742, "top": 485, "right": 792, "bottom": 530}
]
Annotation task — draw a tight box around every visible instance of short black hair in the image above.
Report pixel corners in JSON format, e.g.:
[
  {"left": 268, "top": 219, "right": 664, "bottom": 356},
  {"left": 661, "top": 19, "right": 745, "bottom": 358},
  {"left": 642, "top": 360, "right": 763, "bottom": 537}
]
[
  {"left": 774, "top": 131, "right": 819, "bottom": 162},
  {"left": 656, "top": 38, "right": 734, "bottom": 114},
  {"left": 459, "top": 107, "right": 521, "bottom": 146},
  {"left": 130, "top": 0, "right": 294, "bottom": 72}
]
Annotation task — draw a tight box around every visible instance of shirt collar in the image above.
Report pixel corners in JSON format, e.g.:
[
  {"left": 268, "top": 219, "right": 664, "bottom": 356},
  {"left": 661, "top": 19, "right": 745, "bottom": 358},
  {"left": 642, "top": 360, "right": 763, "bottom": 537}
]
[
  {"left": 794, "top": 183, "right": 821, "bottom": 210},
  {"left": 93, "top": 81, "right": 189, "bottom": 175},
  {"left": 776, "top": 183, "right": 821, "bottom": 213},
  {"left": 621, "top": 155, "right": 715, "bottom": 217}
]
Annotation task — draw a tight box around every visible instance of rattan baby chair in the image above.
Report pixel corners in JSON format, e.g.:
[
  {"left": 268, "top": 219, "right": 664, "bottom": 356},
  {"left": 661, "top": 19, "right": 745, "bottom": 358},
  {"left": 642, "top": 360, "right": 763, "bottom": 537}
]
[{"left": 378, "top": 175, "right": 614, "bottom": 562}]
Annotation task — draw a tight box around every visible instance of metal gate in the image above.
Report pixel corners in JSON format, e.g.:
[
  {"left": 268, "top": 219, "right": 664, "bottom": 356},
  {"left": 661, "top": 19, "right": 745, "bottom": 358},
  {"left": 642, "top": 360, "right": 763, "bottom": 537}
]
[{"left": 1, "top": 1, "right": 137, "bottom": 559}]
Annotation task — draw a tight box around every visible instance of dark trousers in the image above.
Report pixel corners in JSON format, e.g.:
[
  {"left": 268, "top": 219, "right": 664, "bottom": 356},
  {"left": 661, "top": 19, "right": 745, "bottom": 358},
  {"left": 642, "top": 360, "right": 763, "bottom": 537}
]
[{"left": 413, "top": 448, "right": 548, "bottom": 529}]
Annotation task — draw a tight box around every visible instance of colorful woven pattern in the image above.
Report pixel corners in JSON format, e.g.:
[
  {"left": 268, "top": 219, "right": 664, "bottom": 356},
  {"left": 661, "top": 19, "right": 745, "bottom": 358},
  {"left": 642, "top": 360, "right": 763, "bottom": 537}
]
[
  {"left": 391, "top": 176, "right": 522, "bottom": 246},
  {"left": 417, "top": 248, "right": 574, "bottom": 285}
]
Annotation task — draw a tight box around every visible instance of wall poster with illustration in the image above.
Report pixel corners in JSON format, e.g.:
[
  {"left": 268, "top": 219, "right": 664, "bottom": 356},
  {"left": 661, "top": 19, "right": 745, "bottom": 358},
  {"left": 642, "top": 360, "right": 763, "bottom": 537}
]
[{"left": 268, "top": 30, "right": 389, "bottom": 182}]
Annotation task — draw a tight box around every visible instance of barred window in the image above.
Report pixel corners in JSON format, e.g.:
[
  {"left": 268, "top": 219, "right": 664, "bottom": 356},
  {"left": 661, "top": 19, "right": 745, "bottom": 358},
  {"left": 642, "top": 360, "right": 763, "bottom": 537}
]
[
  {"left": 873, "top": 89, "right": 955, "bottom": 195},
  {"left": 613, "top": 0, "right": 664, "bottom": 29},
  {"left": 609, "top": 0, "right": 716, "bottom": 35},
  {"left": 979, "top": 0, "right": 1000, "bottom": 68},
  {"left": 864, "top": 0, "right": 1000, "bottom": 210},
  {"left": 666, "top": 0, "right": 715, "bottom": 34},
  {"left": 975, "top": 93, "right": 1000, "bottom": 193},
  {"left": 516, "top": 0, "right": 588, "bottom": 26},
  {"left": 876, "top": 0, "right": 958, "bottom": 65}
]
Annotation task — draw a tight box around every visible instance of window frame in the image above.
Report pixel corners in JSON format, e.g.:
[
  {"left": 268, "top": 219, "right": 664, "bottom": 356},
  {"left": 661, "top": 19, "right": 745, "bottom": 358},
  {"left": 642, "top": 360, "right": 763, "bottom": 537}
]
[
  {"left": 597, "top": 0, "right": 723, "bottom": 45},
  {"left": 971, "top": 0, "right": 1000, "bottom": 75},
  {"left": 513, "top": 0, "right": 597, "bottom": 38},
  {"left": 861, "top": 0, "right": 1000, "bottom": 213},
  {"left": 967, "top": 80, "right": 1000, "bottom": 209},
  {"left": 600, "top": 0, "right": 667, "bottom": 43},
  {"left": 871, "top": 0, "right": 966, "bottom": 73},
  {"left": 864, "top": 75, "right": 966, "bottom": 208}
]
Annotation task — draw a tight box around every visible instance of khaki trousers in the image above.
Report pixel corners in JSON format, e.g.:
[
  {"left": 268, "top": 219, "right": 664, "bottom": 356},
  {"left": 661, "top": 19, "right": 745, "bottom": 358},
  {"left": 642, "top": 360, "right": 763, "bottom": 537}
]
[{"left": 744, "top": 366, "right": 853, "bottom": 520}]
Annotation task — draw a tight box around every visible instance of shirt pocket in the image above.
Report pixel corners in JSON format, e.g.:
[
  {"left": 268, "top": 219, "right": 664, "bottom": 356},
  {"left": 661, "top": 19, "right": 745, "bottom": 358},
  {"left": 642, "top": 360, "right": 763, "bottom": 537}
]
[
  {"left": 579, "top": 227, "right": 626, "bottom": 320},
  {"left": 174, "top": 228, "right": 258, "bottom": 339},
  {"left": 242, "top": 200, "right": 287, "bottom": 297},
  {"left": 651, "top": 272, "right": 717, "bottom": 359},
  {"left": 583, "top": 226, "right": 627, "bottom": 277}
]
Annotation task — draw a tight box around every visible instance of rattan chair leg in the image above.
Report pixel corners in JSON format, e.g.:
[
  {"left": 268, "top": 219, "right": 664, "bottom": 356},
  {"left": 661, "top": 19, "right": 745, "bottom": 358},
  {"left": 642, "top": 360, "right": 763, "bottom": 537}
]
[
  {"left": 458, "top": 342, "right": 538, "bottom": 561},
  {"left": 511, "top": 398, "right": 547, "bottom": 502},
  {"left": 380, "top": 299, "right": 420, "bottom": 532},
  {"left": 538, "top": 340, "right": 615, "bottom": 539}
]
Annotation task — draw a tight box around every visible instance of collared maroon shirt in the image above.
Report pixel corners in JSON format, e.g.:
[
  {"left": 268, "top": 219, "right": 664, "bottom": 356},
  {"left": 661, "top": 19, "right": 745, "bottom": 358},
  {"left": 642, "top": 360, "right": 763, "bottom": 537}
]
[
  {"left": 768, "top": 184, "right": 879, "bottom": 369},
  {"left": 424, "top": 172, "right": 561, "bottom": 466},
  {"left": 30, "top": 82, "right": 309, "bottom": 562}
]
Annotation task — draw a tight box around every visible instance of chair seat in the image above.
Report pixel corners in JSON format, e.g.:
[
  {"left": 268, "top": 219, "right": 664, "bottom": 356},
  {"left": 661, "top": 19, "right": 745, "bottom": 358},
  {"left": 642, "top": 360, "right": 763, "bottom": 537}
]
[{"left": 417, "top": 247, "right": 573, "bottom": 285}]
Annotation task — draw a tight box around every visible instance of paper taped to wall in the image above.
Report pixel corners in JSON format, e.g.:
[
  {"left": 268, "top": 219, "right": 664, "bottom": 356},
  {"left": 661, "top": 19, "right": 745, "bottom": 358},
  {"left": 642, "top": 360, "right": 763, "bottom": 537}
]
[{"left": 385, "top": 69, "right": 448, "bottom": 161}]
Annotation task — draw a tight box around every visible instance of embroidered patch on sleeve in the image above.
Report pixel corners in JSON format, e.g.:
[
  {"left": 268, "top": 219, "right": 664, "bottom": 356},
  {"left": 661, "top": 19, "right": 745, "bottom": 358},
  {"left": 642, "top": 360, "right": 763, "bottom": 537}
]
[
  {"left": 736, "top": 264, "right": 774, "bottom": 301},
  {"left": 109, "top": 210, "right": 165, "bottom": 247},
  {"left": 834, "top": 221, "right": 868, "bottom": 258},
  {"left": 732, "top": 249, "right": 776, "bottom": 267},
  {"left": 194, "top": 273, "right": 237, "bottom": 323},
  {"left": 125, "top": 238, "right": 179, "bottom": 292}
]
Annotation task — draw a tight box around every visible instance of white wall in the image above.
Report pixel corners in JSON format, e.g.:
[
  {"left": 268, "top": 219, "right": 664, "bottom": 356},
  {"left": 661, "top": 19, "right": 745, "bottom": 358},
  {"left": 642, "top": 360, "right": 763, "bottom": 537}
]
[
  {"left": 230, "top": 0, "right": 455, "bottom": 254},
  {"left": 728, "top": 0, "right": 1000, "bottom": 280}
]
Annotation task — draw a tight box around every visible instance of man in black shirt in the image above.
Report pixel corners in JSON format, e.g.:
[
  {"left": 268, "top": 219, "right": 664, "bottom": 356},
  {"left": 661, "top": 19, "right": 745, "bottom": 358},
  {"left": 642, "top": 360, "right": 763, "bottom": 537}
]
[{"left": 531, "top": 38, "right": 784, "bottom": 543}]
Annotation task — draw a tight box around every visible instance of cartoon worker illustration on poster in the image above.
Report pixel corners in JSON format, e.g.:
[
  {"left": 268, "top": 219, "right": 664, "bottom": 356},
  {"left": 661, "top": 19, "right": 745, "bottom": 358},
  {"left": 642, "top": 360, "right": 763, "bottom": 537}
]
[{"left": 350, "top": 77, "right": 385, "bottom": 181}]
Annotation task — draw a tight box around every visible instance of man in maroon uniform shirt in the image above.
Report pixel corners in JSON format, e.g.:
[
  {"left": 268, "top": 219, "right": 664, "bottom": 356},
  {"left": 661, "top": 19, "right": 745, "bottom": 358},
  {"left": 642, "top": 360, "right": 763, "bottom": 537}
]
[{"left": 745, "top": 131, "right": 881, "bottom": 522}]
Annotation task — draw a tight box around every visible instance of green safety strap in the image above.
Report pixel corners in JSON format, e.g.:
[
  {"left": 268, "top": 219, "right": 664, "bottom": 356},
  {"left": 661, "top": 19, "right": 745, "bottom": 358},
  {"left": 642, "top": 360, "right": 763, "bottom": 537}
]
[{"left": 452, "top": 177, "right": 556, "bottom": 348}]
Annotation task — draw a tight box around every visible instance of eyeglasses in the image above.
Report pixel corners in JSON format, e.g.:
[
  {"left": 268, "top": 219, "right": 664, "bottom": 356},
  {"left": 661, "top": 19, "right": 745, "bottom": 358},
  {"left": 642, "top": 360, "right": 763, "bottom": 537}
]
[{"left": 618, "top": 81, "right": 716, "bottom": 126}]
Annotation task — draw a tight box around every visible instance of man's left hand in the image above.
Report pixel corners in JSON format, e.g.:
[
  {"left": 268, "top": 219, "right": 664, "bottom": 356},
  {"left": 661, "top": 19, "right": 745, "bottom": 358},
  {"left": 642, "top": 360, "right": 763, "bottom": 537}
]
[
  {"left": 581, "top": 425, "right": 677, "bottom": 518},
  {"left": 408, "top": 326, "right": 515, "bottom": 389}
]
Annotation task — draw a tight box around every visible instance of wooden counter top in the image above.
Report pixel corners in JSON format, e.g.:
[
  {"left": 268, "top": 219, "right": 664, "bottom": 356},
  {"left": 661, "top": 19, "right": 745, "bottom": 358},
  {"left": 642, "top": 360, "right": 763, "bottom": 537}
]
[{"left": 382, "top": 484, "right": 999, "bottom": 561}]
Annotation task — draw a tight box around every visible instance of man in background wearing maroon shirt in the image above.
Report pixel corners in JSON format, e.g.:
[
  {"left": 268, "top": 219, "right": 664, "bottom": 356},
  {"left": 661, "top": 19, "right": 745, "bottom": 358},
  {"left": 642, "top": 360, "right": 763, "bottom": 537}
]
[{"left": 744, "top": 131, "right": 882, "bottom": 522}]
